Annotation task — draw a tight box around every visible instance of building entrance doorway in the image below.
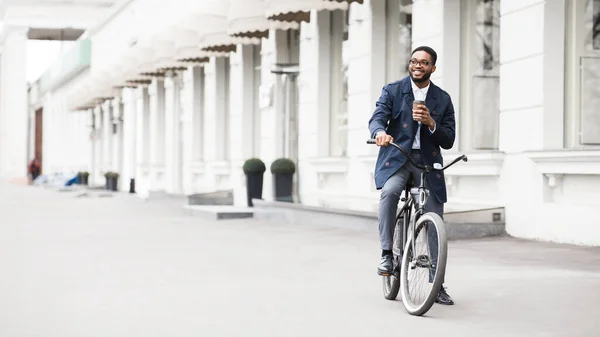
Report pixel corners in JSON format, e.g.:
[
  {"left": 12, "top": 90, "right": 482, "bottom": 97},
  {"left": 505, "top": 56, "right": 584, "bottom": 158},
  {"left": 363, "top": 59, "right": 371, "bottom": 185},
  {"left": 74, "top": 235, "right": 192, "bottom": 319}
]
[{"left": 34, "top": 108, "right": 43, "bottom": 173}]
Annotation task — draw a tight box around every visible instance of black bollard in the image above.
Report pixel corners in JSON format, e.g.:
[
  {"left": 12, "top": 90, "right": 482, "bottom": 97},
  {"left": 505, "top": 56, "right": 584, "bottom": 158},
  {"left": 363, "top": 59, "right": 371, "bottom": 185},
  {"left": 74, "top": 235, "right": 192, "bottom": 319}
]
[{"left": 129, "top": 178, "right": 135, "bottom": 193}]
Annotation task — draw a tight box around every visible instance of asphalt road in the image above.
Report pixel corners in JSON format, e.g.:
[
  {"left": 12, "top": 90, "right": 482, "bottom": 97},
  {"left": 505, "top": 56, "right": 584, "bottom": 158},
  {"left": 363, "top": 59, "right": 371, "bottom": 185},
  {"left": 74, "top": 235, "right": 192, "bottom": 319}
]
[{"left": 1, "top": 181, "right": 599, "bottom": 337}]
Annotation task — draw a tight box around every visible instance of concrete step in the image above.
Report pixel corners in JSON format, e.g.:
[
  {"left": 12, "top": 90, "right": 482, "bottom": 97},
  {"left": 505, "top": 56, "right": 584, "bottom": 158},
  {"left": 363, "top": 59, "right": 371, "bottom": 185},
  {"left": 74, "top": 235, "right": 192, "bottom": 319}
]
[
  {"left": 186, "top": 190, "right": 234, "bottom": 206},
  {"left": 251, "top": 199, "right": 505, "bottom": 240},
  {"left": 51, "top": 185, "right": 115, "bottom": 198},
  {"left": 183, "top": 205, "right": 254, "bottom": 221},
  {"left": 74, "top": 191, "right": 115, "bottom": 198},
  {"left": 444, "top": 204, "right": 505, "bottom": 239}
]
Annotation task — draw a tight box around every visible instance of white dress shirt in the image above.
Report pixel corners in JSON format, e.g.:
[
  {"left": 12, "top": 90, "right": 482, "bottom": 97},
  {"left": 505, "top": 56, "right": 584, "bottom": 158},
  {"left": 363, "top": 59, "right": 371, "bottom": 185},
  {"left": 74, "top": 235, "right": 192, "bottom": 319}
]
[{"left": 411, "top": 79, "right": 436, "bottom": 150}]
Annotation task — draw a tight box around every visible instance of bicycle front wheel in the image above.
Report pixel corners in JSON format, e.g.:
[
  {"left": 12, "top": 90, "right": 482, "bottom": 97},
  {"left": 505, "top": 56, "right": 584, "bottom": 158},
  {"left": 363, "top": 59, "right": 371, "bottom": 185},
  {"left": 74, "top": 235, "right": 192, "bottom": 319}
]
[{"left": 400, "top": 212, "right": 447, "bottom": 316}]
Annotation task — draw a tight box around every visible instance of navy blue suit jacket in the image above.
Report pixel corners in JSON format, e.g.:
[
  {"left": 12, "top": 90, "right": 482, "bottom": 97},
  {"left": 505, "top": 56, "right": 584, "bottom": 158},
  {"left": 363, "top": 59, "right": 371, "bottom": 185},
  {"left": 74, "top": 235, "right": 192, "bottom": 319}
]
[{"left": 368, "top": 76, "right": 456, "bottom": 204}]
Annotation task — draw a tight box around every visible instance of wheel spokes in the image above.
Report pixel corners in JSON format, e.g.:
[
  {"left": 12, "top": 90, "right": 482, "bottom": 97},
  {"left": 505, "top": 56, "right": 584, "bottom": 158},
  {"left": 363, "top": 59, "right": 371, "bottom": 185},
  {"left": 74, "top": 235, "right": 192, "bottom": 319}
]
[{"left": 403, "top": 221, "right": 439, "bottom": 308}]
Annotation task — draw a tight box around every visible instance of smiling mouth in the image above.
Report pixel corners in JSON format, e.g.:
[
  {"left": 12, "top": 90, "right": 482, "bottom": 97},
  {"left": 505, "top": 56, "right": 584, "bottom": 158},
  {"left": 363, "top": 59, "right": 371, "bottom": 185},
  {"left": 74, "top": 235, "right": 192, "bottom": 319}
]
[{"left": 412, "top": 70, "right": 424, "bottom": 76}]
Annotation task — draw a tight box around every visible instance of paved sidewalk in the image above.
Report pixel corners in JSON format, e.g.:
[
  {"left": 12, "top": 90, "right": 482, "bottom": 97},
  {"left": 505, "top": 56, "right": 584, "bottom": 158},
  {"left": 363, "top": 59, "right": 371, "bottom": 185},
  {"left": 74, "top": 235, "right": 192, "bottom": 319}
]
[{"left": 1, "top": 181, "right": 599, "bottom": 337}]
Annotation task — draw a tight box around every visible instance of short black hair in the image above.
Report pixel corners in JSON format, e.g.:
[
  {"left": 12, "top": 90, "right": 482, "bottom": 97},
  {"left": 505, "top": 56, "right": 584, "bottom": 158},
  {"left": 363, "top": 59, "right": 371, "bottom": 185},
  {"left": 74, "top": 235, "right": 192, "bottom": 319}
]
[{"left": 411, "top": 46, "right": 437, "bottom": 65}]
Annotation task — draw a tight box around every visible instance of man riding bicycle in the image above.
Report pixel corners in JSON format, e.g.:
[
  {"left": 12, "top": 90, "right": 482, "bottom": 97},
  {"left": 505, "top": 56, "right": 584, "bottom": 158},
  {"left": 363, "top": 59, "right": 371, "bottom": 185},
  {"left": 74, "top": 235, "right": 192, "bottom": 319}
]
[{"left": 368, "top": 46, "right": 456, "bottom": 306}]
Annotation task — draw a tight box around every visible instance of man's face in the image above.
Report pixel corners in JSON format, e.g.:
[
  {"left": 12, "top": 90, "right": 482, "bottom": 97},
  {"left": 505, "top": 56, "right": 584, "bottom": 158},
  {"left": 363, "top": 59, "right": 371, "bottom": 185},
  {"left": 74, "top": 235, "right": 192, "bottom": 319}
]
[{"left": 408, "top": 51, "right": 436, "bottom": 83}]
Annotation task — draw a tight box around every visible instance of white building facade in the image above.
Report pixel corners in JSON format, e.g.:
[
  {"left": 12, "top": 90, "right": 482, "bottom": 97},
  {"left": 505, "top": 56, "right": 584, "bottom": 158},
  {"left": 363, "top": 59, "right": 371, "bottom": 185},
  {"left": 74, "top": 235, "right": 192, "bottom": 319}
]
[{"left": 13, "top": 0, "right": 600, "bottom": 246}]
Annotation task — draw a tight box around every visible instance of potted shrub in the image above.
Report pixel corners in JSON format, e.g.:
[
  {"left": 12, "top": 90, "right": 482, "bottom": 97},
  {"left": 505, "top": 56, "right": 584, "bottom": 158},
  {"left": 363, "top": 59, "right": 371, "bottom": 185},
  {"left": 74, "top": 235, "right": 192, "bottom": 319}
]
[
  {"left": 243, "top": 158, "right": 266, "bottom": 207},
  {"left": 78, "top": 171, "right": 89, "bottom": 185},
  {"left": 104, "top": 172, "right": 119, "bottom": 191},
  {"left": 270, "top": 158, "right": 296, "bottom": 202}
]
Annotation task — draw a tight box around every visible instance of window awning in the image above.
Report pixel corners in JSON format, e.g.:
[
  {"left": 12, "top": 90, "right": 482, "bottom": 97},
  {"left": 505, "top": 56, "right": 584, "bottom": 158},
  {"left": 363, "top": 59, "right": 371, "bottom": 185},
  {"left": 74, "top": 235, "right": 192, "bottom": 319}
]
[
  {"left": 88, "top": 71, "right": 116, "bottom": 102},
  {"left": 227, "top": 0, "right": 270, "bottom": 45},
  {"left": 187, "top": 0, "right": 237, "bottom": 56},
  {"left": 74, "top": 76, "right": 105, "bottom": 111},
  {"left": 158, "top": 10, "right": 210, "bottom": 63},
  {"left": 133, "top": 12, "right": 179, "bottom": 76},
  {"left": 69, "top": 81, "right": 89, "bottom": 111},
  {"left": 265, "top": 0, "right": 348, "bottom": 24},
  {"left": 173, "top": 20, "right": 206, "bottom": 62},
  {"left": 116, "top": 46, "right": 154, "bottom": 85},
  {"left": 324, "top": 0, "right": 363, "bottom": 4},
  {"left": 127, "top": 0, "right": 212, "bottom": 75},
  {"left": 110, "top": 52, "right": 142, "bottom": 88},
  {"left": 67, "top": 85, "right": 85, "bottom": 111}
]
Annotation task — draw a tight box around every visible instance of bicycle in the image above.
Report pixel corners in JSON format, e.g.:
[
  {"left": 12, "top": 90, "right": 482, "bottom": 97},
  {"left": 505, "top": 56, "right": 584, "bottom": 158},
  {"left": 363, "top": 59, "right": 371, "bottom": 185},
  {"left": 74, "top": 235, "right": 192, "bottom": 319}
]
[{"left": 367, "top": 139, "right": 468, "bottom": 316}]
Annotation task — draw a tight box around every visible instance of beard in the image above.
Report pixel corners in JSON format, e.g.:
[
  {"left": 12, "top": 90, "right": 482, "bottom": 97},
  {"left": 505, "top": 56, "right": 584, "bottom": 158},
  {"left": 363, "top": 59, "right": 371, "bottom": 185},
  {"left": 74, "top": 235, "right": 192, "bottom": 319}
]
[{"left": 410, "top": 71, "right": 431, "bottom": 84}]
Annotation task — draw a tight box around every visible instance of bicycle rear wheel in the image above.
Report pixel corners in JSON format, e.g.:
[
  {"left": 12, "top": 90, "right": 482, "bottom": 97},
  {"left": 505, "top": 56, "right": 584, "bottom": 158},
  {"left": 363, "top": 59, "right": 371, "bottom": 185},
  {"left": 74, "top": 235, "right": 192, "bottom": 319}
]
[
  {"left": 400, "top": 212, "right": 447, "bottom": 316},
  {"left": 382, "top": 215, "right": 404, "bottom": 300}
]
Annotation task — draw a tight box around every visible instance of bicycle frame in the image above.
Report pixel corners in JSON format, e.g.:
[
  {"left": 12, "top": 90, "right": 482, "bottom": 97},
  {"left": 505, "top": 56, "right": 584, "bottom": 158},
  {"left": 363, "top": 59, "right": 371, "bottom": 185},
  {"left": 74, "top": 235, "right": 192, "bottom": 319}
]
[
  {"left": 398, "top": 175, "right": 427, "bottom": 263},
  {"left": 366, "top": 139, "right": 468, "bottom": 264}
]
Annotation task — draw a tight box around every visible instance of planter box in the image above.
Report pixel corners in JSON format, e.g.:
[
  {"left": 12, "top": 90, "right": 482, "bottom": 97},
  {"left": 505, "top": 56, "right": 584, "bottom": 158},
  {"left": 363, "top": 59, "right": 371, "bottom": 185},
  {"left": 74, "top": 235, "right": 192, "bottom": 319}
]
[
  {"left": 273, "top": 173, "right": 293, "bottom": 202},
  {"left": 245, "top": 172, "right": 264, "bottom": 207},
  {"left": 105, "top": 177, "right": 118, "bottom": 191}
]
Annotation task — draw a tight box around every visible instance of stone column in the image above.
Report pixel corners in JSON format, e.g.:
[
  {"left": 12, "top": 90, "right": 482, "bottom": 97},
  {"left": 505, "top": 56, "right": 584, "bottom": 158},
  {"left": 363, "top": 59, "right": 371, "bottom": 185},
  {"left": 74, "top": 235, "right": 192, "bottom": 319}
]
[
  {"left": 164, "top": 74, "right": 175, "bottom": 193},
  {"left": 230, "top": 44, "right": 261, "bottom": 206},
  {"left": 172, "top": 72, "right": 184, "bottom": 194},
  {"left": 342, "top": 0, "right": 389, "bottom": 204},
  {"left": 0, "top": 25, "right": 28, "bottom": 178},
  {"left": 298, "top": 10, "right": 334, "bottom": 159},
  {"left": 94, "top": 105, "right": 103, "bottom": 184},
  {"left": 148, "top": 77, "right": 166, "bottom": 191},
  {"left": 345, "top": 0, "right": 387, "bottom": 158},
  {"left": 499, "top": 0, "right": 566, "bottom": 152},
  {"left": 135, "top": 84, "right": 151, "bottom": 192},
  {"left": 114, "top": 96, "right": 125, "bottom": 189},
  {"left": 204, "top": 57, "right": 230, "bottom": 163},
  {"left": 102, "top": 99, "right": 113, "bottom": 173},
  {"left": 191, "top": 66, "right": 205, "bottom": 163},
  {"left": 497, "top": 0, "right": 567, "bottom": 238},
  {"left": 230, "top": 45, "right": 259, "bottom": 162},
  {"left": 181, "top": 65, "right": 204, "bottom": 195},
  {"left": 164, "top": 70, "right": 184, "bottom": 194},
  {"left": 180, "top": 67, "right": 194, "bottom": 194},
  {"left": 89, "top": 109, "right": 98, "bottom": 186},
  {"left": 203, "top": 57, "right": 231, "bottom": 191},
  {"left": 122, "top": 87, "right": 137, "bottom": 191},
  {"left": 111, "top": 97, "right": 121, "bottom": 173}
]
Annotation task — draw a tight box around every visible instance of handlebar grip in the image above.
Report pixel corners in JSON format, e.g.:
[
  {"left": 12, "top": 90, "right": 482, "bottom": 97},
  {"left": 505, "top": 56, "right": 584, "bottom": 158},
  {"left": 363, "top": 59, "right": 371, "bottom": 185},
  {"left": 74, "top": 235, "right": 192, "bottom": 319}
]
[{"left": 366, "top": 139, "right": 377, "bottom": 144}]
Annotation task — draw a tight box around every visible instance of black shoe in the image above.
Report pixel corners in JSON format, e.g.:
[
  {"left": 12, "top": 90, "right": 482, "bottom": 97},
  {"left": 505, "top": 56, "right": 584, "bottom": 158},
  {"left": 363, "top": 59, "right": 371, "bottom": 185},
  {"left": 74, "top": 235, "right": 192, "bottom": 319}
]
[
  {"left": 436, "top": 286, "right": 454, "bottom": 305},
  {"left": 377, "top": 254, "right": 393, "bottom": 275}
]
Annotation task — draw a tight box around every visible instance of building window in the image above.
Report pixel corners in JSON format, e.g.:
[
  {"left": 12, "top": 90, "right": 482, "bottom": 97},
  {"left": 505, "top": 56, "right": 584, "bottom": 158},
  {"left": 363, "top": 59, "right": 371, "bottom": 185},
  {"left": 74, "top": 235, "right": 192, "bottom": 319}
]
[
  {"left": 566, "top": 0, "right": 600, "bottom": 147},
  {"left": 330, "top": 9, "right": 349, "bottom": 157},
  {"left": 385, "top": 0, "right": 413, "bottom": 83},
  {"left": 476, "top": 0, "right": 500, "bottom": 72},
  {"left": 591, "top": 0, "right": 600, "bottom": 50},
  {"left": 385, "top": 0, "right": 412, "bottom": 83},
  {"left": 399, "top": 2, "right": 412, "bottom": 76},
  {"left": 460, "top": 0, "right": 500, "bottom": 151}
]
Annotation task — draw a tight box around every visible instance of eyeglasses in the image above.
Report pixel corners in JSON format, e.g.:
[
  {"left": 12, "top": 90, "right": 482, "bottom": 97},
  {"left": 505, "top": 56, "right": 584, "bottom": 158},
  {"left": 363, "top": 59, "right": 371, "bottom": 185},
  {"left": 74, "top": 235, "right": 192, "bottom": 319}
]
[{"left": 409, "top": 59, "right": 431, "bottom": 67}]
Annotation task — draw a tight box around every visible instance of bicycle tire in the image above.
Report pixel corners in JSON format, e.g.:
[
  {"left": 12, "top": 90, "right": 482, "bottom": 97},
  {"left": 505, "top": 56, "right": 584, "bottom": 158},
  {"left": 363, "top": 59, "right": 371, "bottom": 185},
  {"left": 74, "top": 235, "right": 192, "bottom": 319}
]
[
  {"left": 399, "top": 212, "right": 447, "bottom": 316},
  {"left": 382, "top": 215, "right": 403, "bottom": 300}
]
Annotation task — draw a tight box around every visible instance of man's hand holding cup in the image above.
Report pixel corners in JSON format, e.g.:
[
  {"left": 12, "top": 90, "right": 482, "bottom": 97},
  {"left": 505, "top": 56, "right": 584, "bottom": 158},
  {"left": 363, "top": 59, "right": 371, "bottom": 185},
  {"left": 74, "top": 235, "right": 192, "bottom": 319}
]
[{"left": 412, "top": 100, "right": 435, "bottom": 131}]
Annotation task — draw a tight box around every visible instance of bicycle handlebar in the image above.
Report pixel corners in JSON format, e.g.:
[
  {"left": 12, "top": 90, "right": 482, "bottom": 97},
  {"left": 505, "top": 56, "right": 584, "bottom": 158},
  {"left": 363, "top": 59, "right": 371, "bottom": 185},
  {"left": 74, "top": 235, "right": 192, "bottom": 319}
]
[{"left": 366, "top": 139, "right": 468, "bottom": 172}]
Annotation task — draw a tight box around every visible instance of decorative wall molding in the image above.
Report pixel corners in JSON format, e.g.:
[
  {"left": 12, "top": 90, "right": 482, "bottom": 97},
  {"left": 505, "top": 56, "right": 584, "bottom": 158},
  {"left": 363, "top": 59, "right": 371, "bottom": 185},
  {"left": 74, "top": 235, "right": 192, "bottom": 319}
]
[{"left": 528, "top": 150, "right": 600, "bottom": 175}]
